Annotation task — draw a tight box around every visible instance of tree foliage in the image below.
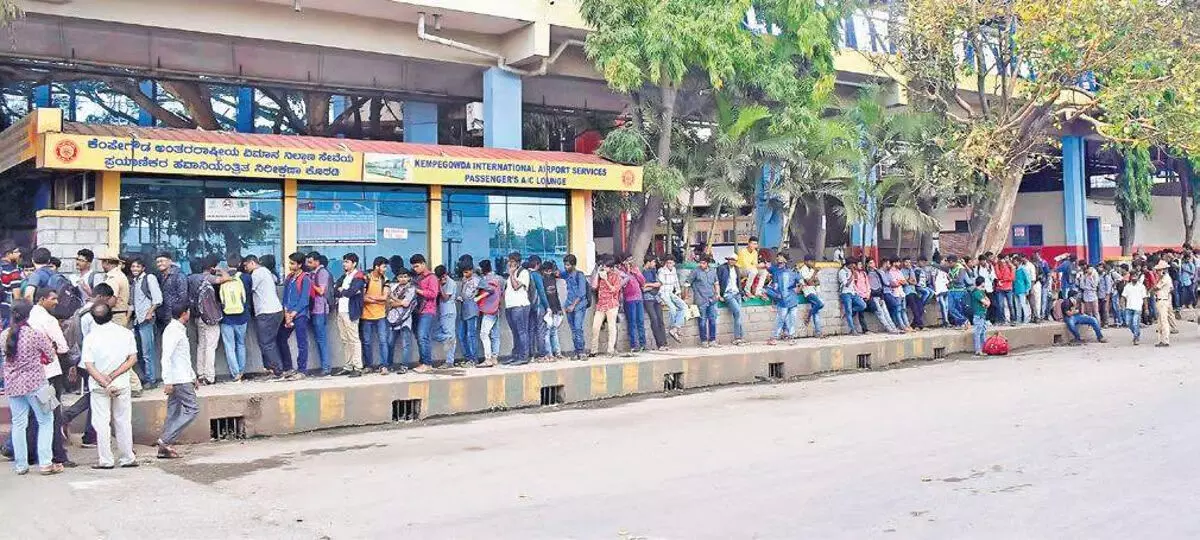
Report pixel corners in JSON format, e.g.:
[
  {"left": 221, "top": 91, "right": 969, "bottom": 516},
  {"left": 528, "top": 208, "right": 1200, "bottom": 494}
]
[
  {"left": 876, "top": 0, "right": 1200, "bottom": 253},
  {"left": 580, "top": 0, "right": 850, "bottom": 258}
]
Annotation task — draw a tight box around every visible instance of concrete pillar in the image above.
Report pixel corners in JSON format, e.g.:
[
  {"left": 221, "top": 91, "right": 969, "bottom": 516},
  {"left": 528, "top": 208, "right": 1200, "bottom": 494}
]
[
  {"left": 236, "top": 87, "right": 256, "bottom": 133},
  {"left": 137, "top": 81, "right": 156, "bottom": 127},
  {"left": 482, "top": 67, "right": 522, "bottom": 149},
  {"left": 755, "top": 164, "right": 783, "bottom": 250},
  {"left": 1062, "top": 135, "right": 1086, "bottom": 257},
  {"left": 402, "top": 101, "right": 439, "bottom": 144}
]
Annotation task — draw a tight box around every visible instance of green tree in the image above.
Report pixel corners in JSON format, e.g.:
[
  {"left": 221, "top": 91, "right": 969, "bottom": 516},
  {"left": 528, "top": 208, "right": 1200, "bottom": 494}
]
[
  {"left": 580, "top": 0, "right": 849, "bottom": 258},
  {"left": 874, "top": 0, "right": 1200, "bottom": 254},
  {"left": 1114, "top": 145, "right": 1155, "bottom": 254}
]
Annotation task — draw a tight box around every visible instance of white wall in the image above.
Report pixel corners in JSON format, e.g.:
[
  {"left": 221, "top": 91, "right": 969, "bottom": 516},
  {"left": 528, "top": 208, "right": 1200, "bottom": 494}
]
[
  {"left": 1087, "top": 195, "right": 1186, "bottom": 250},
  {"left": 1011, "top": 192, "right": 1067, "bottom": 246}
]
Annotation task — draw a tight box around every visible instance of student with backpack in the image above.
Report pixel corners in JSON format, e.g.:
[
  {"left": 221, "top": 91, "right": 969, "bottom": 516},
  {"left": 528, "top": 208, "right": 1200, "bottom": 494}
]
[
  {"left": 360, "top": 257, "right": 391, "bottom": 374},
  {"left": 219, "top": 257, "right": 251, "bottom": 382},
  {"left": 475, "top": 260, "right": 504, "bottom": 367},
  {"left": 129, "top": 257, "right": 162, "bottom": 387},
  {"left": 385, "top": 268, "right": 418, "bottom": 372},
  {"left": 154, "top": 253, "right": 189, "bottom": 334},
  {"left": 279, "top": 252, "right": 313, "bottom": 380},
  {"left": 188, "top": 255, "right": 228, "bottom": 385},
  {"left": 305, "top": 252, "right": 335, "bottom": 376},
  {"left": 411, "top": 254, "right": 439, "bottom": 371}
]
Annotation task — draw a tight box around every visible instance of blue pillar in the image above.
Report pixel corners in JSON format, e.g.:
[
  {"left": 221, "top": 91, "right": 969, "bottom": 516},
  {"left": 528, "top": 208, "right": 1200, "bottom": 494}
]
[
  {"left": 402, "top": 101, "right": 439, "bottom": 144},
  {"left": 849, "top": 166, "right": 878, "bottom": 256},
  {"left": 482, "top": 67, "right": 522, "bottom": 149},
  {"left": 1062, "top": 135, "right": 1086, "bottom": 254},
  {"left": 32, "top": 85, "right": 51, "bottom": 108},
  {"left": 236, "top": 87, "right": 256, "bottom": 133},
  {"left": 34, "top": 180, "right": 51, "bottom": 211},
  {"left": 755, "top": 164, "right": 783, "bottom": 249},
  {"left": 137, "top": 81, "right": 156, "bottom": 126}
]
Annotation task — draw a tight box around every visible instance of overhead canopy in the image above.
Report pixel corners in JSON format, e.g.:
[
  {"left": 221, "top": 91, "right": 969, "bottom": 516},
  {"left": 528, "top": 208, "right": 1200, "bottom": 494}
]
[{"left": 3, "top": 108, "right": 643, "bottom": 192}]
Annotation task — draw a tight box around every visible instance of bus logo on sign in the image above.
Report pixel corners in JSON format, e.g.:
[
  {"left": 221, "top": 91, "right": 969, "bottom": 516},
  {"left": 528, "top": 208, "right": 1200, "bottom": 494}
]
[
  {"left": 54, "top": 139, "right": 80, "bottom": 163},
  {"left": 622, "top": 169, "right": 635, "bottom": 187}
]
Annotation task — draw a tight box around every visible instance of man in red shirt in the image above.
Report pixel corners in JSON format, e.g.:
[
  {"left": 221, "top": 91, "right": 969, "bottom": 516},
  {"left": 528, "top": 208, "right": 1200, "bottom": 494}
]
[
  {"left": 410, "top": 254, "right": 440, "bottom": 372},
  {"left": 994, "top": 254, "right": 1015, "bottom": 325}
]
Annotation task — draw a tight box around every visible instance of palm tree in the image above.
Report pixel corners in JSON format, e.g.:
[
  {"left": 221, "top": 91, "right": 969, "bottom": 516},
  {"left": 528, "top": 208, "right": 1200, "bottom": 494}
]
[{"left": 838, "top": 86, "right": 963, "bottom": 258}]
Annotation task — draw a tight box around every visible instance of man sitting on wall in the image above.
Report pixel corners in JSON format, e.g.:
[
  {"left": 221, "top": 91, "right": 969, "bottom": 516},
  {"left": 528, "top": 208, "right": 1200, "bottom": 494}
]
[{"left": 1061, "top": 292, "right": 1107, "bottom": 345}]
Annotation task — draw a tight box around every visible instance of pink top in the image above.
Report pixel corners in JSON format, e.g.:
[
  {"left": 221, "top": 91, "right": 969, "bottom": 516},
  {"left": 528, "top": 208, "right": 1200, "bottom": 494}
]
[
  {"left": 853, "top": 270, "right": 871, "bottom": 299},
  {"left": 622, "top": 269, "right": 646, "bottom": 302},
  {"left": 415, "top": 272, "right": 439, "bottom": 315},
  {"left": 2, "top": 325, "right": 55, "bottom": 397},
  {"left": 888, "top": 268, "right": 906, "bottom": 297}
]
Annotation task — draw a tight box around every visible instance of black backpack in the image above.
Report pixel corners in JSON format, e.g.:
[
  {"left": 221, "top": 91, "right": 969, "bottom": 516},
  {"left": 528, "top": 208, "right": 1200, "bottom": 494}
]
[{"left": 49, "top": 271, "right": 83, "bottom": 320}]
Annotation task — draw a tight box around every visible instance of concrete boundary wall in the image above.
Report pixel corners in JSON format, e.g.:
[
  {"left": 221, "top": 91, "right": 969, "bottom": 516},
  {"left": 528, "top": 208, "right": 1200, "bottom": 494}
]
[{"left": 117, "top": 322, "right": 1068, "bottom": 444}]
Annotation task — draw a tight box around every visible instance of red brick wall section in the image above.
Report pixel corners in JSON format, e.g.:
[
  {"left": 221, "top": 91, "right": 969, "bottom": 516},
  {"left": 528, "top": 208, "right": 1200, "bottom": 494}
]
[{"left": 938, "top": 233, "right": 972, "bottom": 258}]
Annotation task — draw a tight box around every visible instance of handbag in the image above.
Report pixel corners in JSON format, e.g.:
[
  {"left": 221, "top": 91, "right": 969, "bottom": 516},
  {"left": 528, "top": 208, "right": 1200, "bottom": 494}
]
[{"left": 32, "top": 384, "right": 59, "bottom": 414}]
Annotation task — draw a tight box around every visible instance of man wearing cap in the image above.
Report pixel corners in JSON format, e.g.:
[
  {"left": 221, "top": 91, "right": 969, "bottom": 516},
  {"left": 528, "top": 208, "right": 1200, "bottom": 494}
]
[
  {"left": 716, "top": 253, "right": 746, "bottom": 345},
  {"left": 100, "top": 250, "right": 140, "bottom": 394},
  {"left": 1152, "top": 259, "right": 1174, "bottom": 347},
  {"left": 99, "top": 251, "right": 131, "bottom": 328}
]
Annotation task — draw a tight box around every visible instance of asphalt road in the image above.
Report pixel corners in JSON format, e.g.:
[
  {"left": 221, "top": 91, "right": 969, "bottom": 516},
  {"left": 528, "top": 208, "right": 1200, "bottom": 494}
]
[{"left": 4, "top": 327, "right": 1200, "bottom": 539}]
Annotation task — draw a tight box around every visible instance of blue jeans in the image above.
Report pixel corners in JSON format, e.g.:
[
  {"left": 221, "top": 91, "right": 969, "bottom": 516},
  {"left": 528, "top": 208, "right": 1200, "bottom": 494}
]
[
  {"left": 481, "top": 313, "right": 501, "bottom": 359},
  {"left": 625, "top": 300, "right": 646, "bottom": 349},
  {"left": 310, "top": 313, "right": 331, "bottom": 373},
  {"left": 415, "top": 313, "right": 435, "bottom": 365},
  {"left": 278, "top": 314, "right": 310, "bottom": 372},
  {"left": 936, "top": 293, "right": 950, "bottom": 326},
  {"left": 884, "top": 294, "right": 906, "bottom": 329},
  {"left": 805, "top": 293, "right": 824, "bottom": 335},
  {"left": 543, "top": 312, "right": 563, "bottom": 355},
  {"left": 1066, "top": 314, "right": 1104, "bottom": 342},
  {"left": 947, "top": 290, "right": 968, "bottom": 326},
  {"left": 1124, "top": 309, "right": 1141, "bottom": 340},
  {"left": 9, "top": 391, "right": 53, "bottom": 470},
  {"left": 529, "top": 305, "right": 548, "bottom": 357},
  {"left": 361, "top": 318, "right": 390, "bottom": 368},
  {"left": 566, "top": 308, "right": 587, "bottom": 353},
  {"left": 460, "top": 315, "right": 479, "bottom": 362},
  {"left": 972, "top": 315, "right": 988, "bottom": 354},
  {"left": 773, "top": 305, "right": 797, "bottom": 338},
  {"left": 505, "top": 306, "right": 531, "bottom": 362},
  {"left": 134, "top": 320, "right": 157, "bottom": 384},
  {"left": 664, "top": 294, "right": 687, "bottom": 329},
  {"left": 1111, "top": 295, "right": 1124, "bottom": 326},
  {"left": 994, "top": 290, "right": 1012, "bottom": 324},
  {"left": 723, "top": 292, "right": 744, "bottom": 339},
  {"left": 389, "top": 327, "right": 416, "bottom": 368},
  {"left": 840, "top": 293, "right": 866, "bottom": 334},
  {"left": 697, "top": 302, "right": 718, "bottom": 342},
  {"left": 220, "top": 322, "right": 247, "bottom": 377},
  {"left": 435, "top": 311, "right": 458, "bottom": 362}
]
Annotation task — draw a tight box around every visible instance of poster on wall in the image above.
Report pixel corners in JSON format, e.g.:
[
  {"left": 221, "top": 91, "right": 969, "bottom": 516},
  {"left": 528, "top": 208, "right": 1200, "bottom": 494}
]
[
  {"left": 297, "top": 201, "right": 378, "bottom": 245},
  {"left": 204, "top": 198, "right": 252, "bottom": 222}
]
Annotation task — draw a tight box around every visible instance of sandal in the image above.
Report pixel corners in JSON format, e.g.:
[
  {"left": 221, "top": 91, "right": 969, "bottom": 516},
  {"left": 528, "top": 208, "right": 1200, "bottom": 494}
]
[
  {"left": 40, "top": 465, "right": 62, "bottom": 476},
  {"left": 157, "top": 445, "right": 182, "bottom": 459}
]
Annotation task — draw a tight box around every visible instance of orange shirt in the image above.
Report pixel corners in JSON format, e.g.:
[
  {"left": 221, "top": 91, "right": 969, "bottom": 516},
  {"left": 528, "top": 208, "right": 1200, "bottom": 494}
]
[{"left": 362, "top": 274, "right": 387, "bottom": 320}]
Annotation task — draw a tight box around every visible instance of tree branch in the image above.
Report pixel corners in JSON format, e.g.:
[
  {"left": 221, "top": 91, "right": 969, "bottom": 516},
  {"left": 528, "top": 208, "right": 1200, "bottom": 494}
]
[
  {"left": 259, "top": 88, "right": 307, "bottom": 134},
  {"left": 104, "top": 78, "right": 195, "bottom": 129}
]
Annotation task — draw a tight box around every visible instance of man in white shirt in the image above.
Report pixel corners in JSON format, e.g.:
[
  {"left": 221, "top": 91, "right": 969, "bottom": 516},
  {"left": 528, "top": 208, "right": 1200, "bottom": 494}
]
[
  {"left": 504, "top": 252, "right": 532, "bottom": 365},
  {"left": 81, "top": 303, "right": 139, "bottom": 469},
  {"left": 1121, "top": 272, "right": 1147, "bottom": 346},
  {"left": 30, "top": 288, "right": 72, "bottom": 466},
  {"left": 157, "top": 304, "right": 199, "bottom": 458}
]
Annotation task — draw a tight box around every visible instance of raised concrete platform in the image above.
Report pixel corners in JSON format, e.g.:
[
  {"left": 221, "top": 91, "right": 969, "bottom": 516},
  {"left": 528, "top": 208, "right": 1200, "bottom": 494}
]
[{"left": 94, "top": 322, "right": 1070, "bottom": 445}]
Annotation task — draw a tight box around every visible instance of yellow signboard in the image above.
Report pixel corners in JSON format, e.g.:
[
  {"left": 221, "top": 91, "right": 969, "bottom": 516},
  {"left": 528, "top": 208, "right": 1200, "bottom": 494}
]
[
  {"left": 363, "top": 153, "right": 643, "bottom": 192},
  {"left": 39, "top": 133, "right": 361, "bottom": 181}
]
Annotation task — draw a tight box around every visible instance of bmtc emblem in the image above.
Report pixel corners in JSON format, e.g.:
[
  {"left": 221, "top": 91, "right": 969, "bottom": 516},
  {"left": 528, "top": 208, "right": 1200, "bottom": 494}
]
[
  {"left": 621, "top": 169, "right": 635, "bottom": 187},
  {"left": 55, "top": 139, "right": 79, "bottom": 163}
]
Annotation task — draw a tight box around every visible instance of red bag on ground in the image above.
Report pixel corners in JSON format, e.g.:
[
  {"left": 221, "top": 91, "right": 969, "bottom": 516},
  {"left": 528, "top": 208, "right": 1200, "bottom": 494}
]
[{"left": 982, "top": 334, "right": 1010, "bottom": 356}]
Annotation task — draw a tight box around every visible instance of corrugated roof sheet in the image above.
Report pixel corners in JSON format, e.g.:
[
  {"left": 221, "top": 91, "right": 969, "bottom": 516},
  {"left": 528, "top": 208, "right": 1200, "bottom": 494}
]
[{"left": 62, "top": 122, "right": 614, "bottom": 165}]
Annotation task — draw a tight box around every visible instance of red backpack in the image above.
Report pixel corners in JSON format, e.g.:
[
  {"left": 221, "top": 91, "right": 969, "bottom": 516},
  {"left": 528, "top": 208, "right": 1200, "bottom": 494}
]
[{"left": 983, "top": 334, "right": 1010, "bottom": 356}]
